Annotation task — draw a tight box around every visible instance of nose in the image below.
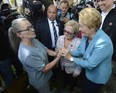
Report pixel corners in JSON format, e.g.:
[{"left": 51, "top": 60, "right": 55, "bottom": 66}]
[{"left": 30, "top": 27, "right": 35, "bottom": 32}]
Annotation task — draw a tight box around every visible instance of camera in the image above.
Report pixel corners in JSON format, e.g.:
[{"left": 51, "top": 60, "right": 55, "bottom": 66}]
[{"left": 24, "top": 0, "right": 45, "bottom": 24}]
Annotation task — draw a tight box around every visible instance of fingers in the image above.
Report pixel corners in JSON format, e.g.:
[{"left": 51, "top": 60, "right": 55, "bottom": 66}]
[{"left": 58, "top": 48, "right": 68, "bottom": 56}]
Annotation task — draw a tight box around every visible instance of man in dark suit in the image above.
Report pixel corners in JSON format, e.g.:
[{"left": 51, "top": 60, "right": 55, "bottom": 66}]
[
  {"left": 35, "top": 4, "right": 64, "bottom": 57},
  {"left": 97, "top": 0, "right": 116, "bottom": 74},
  {"left": 35, "top": 5, "right": 64, "bottom": 82}
]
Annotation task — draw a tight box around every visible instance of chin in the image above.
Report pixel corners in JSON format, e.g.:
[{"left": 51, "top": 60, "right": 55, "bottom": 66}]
[
  {"left": 65, "top": 36, "right": 72, "bottom": 40},
  {"left": 32, "top": 34, "right": 36, "bottom": 38}
]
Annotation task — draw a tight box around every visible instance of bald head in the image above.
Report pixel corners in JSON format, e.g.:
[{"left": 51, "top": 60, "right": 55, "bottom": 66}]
[
  {"left": 47, "top": 4, "right": 57, "bottom": 21},
  {"left": 48, "top": 4, "right": 57, "bottom": 11}
]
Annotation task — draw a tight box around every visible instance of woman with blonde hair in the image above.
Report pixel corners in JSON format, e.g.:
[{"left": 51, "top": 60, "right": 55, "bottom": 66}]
[{"left": 61, "top": 8, "right": 113, "bottom": 93}]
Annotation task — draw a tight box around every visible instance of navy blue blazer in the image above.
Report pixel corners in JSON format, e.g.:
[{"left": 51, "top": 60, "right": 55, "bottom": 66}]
[{"left": 35, "top": 18, "right": 64, "bottom": 50}]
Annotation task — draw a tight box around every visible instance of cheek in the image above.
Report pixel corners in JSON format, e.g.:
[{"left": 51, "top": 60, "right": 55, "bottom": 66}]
[
  {"left": 81, "top": 29, "right": 88, "bottom": 36},
  {"left": 64, "top": 34, "right": 69, "bottom": 37}
]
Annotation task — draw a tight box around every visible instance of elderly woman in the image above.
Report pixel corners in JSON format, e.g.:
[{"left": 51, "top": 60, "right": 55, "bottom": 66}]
[
  {"left": 8, "top": 18, "right": 61, "bottom": 93},
  {"left": 56, "top": 20, "right": 82, "bottom": 90},
  {"left": 56, "top": 20, "right": 81, "bottom": 77},
  {"left": 61, "top": 8, "right": 113, "bottom": 93}
]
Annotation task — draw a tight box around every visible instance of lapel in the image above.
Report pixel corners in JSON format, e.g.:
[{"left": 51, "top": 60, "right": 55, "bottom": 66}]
[{"left": 83, "top": 30, "right": 101, "bottom": 59}]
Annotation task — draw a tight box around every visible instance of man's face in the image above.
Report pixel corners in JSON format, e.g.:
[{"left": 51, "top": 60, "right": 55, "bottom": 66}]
[
  {"left": 60, "top": 3, "right": 69, "bottom": 14},
  {"left": 47, "top": 6, "right": 57, "bottom": 21},
  {"left": 97, "top": 0, "right": 113, "bottom": 12}
]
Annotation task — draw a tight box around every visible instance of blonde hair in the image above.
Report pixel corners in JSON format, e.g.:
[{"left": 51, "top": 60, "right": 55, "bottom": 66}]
[
  {"left": 65, "top": 20, "right": 79, "bottom": 35},
  {"left": 79, "top": 8, "right": 102, "bottom": 30}
]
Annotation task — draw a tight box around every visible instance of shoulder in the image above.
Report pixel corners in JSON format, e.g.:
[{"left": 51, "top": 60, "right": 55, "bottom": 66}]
[
  {"left": 94, "top": 29, "right": 112, "bottom": 45},
  {"left": 36, "top": 18, "right": 47, "bottom": 25},
  {"left": 18, "top": 44, "right": 31, "bottom": 62},
  {"left": 33, "top": 39, "right": 46, "bottom": 49},
  {"left": 58, "top": 35, "right": 65, "bottom": 40},
  {"left": 56, "top": 35, "right": 64, "bottom": 46}
]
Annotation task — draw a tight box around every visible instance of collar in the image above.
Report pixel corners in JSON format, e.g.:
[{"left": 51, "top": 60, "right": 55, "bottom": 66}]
[
  {"left": 48, "top": 18, "right": 57, "bottom": 23},
  {"left": 102, "top": 4, "right": 116, "bottom": 14}
]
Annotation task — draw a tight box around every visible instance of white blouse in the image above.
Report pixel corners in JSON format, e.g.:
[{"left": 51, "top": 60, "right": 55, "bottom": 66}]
[{"left": 56, "top": 35, "right": 82, "bottom": 77}]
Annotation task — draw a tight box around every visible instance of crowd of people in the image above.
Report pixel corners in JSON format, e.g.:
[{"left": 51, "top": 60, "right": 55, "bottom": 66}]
[{"left": 0, "top": 0, "right": 116, "bottom": 93}]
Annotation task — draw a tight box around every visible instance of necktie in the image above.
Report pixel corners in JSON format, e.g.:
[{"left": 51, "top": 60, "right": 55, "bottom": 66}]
[{"left": 51, "top": 21, "right": 58, "bottom": 44}]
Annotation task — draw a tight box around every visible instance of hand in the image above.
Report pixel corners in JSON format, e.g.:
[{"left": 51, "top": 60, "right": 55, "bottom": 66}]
[
  {"left": 59, "top": 48, "right": 68, "bottom": 56},
  {"left": 56, "top": 50, "right": 63, "bottom": 59},
  {"left": 63, "top": 17, "right": 70, "bottom": 23},
  {"left": 65, "top": 52, "right": 72, "bottom": 60}
]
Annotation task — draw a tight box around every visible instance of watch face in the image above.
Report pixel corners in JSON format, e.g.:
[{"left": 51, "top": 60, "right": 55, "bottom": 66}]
[{"left": 70, "top": 57, "right": 73, "bottom": 61}]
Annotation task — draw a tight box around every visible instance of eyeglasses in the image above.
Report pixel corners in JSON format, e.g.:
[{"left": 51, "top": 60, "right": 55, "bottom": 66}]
[
  {"left": 64, "top": 29, "right": 74, "bottom": 36},
  {"left": 18, "top": 25, "right": 33, "bottom": 32}
]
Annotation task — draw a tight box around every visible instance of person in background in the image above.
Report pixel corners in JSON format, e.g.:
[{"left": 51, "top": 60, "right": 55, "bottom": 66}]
[
  {"left": 85, "top": 1, "right": 95, "bottom": 8},
  {"left": 56, "top": 20, "right": 82, "bottom": 91},
  {"left": 57, "top": 1, "right": 75, "bottom": 24},
  {"left": 53, "top": 0, "right": 75, "bottom": 9},
  {"left": 0, "top": 12, "right": 14, "bottom": 89},
  {"left": 0, "top": 3, "right": 24, "bottom": 78},
  {"left": 8, "top": 18, "right": 61, "bottom": 93},
  {"left": 60, "top": 8, "right": 113, "bottom": 93},
  {"left": 97, "top": 0, "right": 116, "bottom": 75}
]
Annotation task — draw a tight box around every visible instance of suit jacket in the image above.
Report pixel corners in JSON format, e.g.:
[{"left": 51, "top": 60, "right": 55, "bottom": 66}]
[
  {"left": 35, "top": 18, "right": 64, "bottom": 50},
  {"left": 70, "top": 29, "right": 113, "bottom": 84},
  {"left": 102, "top": 6, "right": 116, "bottom": 61}
]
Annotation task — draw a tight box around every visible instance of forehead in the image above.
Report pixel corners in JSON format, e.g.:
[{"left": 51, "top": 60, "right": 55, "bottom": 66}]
[
  {"left": 61, "top": 3, "right": 68, "bottom": 7},
  {"left": 48, "top": 6, "right": 57, "bottom": 12},
  {"left": 65, "top": 26, "right": 73, "bottom": 31},
  {"left": 19, "top": 20, "right": 31, "bottom": 28}
]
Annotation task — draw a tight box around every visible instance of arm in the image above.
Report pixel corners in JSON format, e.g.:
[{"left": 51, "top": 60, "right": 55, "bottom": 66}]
[
  {"left": 42, "top": 52, "right": 61, "bottom": 73},
  {"left": 64, "top": 40, "right": 113, "bottom": 69},
  {"left": 25, "top": 52, "right": 61, "bottom": 73},
  {"left": 47, "top": 48, "right": 57, "bottom": 56}
]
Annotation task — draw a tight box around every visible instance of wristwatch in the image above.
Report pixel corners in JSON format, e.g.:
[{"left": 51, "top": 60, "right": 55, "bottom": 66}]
[{"left": 70, "top": 57, "right": 74, "bottom": 62}]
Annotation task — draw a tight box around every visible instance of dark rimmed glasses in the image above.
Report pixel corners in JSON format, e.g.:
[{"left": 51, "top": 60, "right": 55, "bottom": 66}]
[
  {"left": 64, "top": 29, "right": 74, "bottom": 36},
  {"left": 18, "top": 25, "right": 33, "bottom": 33}
]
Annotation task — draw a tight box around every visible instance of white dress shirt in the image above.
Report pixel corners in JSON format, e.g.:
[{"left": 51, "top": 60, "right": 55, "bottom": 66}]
[{"left": 48, "top": 18, "right": 59, "bottom": 48}]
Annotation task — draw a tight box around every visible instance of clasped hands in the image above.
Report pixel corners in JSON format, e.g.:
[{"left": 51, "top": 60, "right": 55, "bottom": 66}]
[{"left": 57, "top": 48, "right": 72, "bottom": 61}]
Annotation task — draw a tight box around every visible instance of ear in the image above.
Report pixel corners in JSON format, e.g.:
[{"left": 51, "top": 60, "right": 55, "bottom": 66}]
[{"left": 16, "top": 32, "right": 22, "bottom": 37}]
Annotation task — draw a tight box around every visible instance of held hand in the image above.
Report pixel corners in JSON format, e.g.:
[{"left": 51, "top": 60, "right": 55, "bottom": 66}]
[
  {"left": 56, "top": 50, "right": 63, "bottom": 59},
  {"left": 63, "top": 17, "right": 70, "bottom": 23},
  {"left": 59, "top": 48, "right": 68, "bottom": 56},
  {"left": 65, "top": 52, "right": 72, "bottom": 60}
]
